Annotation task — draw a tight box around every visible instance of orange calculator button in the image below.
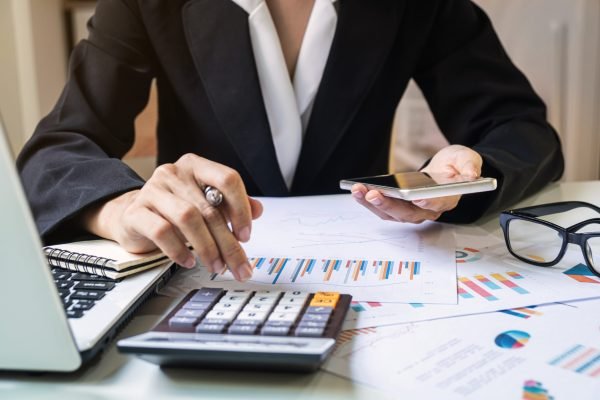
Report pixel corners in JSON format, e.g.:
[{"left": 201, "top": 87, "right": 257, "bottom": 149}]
[{"left": 310, "top": 292, "right": 340, "bottom": 307}]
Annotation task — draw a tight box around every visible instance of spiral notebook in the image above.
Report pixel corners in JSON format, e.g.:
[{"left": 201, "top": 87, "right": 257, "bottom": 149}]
[{"left": 44, "top": 239, "right": 169, "bottom": 279}]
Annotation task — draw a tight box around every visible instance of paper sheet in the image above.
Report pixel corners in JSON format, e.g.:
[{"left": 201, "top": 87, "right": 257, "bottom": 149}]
[
  {"left": 323, "top": 299, "right": 600, "bottom": 399},
  {"left": 159, "top": 195, "right": 458, "bottom": 303},
  {"left": 343, "top": 228, "right": 600, "bottom": 329}
]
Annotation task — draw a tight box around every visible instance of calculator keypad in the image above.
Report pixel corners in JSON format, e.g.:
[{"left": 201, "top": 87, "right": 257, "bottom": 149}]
[{"left": 160, "top": 288, "right": 350, "bottom": 339}]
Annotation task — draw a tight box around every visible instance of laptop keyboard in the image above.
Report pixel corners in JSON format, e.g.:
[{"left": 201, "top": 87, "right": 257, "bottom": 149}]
[{"left": 51, "top": 268, "right": 120, "bottom": 318}]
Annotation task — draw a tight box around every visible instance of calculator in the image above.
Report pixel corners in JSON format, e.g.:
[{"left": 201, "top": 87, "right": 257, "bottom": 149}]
[{"left": 117, "top": 288, "right": 352, "bottom": 371}]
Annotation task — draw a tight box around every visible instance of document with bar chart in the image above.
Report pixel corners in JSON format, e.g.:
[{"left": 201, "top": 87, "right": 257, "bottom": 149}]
[
  {"left": 163, "top": 195, "right": 458, "bottom": 303},
  {"left": 203, "top": 256, "right": 432, "bottom": 302},
  {"left": 323, "top": 299, "right": 600, "bottom": 399},
  {"left": 343, "top": 228, "right": 600, "bottom": 329}
]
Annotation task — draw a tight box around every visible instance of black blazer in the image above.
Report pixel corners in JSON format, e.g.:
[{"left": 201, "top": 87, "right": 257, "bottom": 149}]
[{"left": 17, "top": 0, "right": 563, "bottom": 244}]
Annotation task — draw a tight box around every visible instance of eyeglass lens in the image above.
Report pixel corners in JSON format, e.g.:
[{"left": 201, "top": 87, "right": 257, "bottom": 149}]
[
  {"left": 585, "top": 237, "right": 600, "bottom": 272},
  {"left": 507, "top": 219, "right": 563, "bottom": 264}
]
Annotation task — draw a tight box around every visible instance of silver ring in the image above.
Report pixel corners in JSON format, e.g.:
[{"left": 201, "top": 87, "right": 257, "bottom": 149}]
[{"left": 204, "top": 185, "right": 223, "bottom": 207}]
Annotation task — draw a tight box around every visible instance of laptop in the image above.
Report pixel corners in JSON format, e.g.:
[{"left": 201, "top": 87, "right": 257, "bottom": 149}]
[{"left": 0, "top": 115, "right": 176, "bottom": 372}]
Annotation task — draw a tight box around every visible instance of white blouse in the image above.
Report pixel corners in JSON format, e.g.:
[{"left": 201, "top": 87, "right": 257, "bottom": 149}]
[{"left": 229, "top": 0, "right": 338, "bottom": 189}]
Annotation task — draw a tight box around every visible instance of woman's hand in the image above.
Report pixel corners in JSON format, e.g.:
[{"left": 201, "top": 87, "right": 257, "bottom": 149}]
[
  {"left": 82, "top": 154, "right": 263, "bottom": 282},
  {"left": 351, "top": 145, "right": 483, "bottom": 223}
]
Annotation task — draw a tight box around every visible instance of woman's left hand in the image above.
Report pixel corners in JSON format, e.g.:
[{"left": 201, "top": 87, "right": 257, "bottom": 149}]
[{"left": 351, "top": 145, "right": 483, "bottom": 223}]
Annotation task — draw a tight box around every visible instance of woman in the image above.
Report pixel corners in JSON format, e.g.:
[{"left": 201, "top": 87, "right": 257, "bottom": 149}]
[{"left": 17, "top": 0, "right": 563, "bottom": 281}]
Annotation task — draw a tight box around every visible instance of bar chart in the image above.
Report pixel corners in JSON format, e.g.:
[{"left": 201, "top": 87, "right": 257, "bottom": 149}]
[
  {"left": 549, "top": 344, "right": 600, "bottom": 378},
  {"left": 458, "top": 272, "right": 529, "bottom": 301},
  {"left": 204, "top": 255, "right": 453, "bottom": 303},
  {"left": 230, "top": 257, "right": 421, "bottom": 284},
  {"left": 341, "top": 261, "right": 600, "bottom": 329},
  {"left": 499, "top": 306, "right": 543, "bottom": 319},
  {"left": 336, "top": 327, "right": 378, "bottom": 347},
  {"left": 350, "top": 301, "right": 383, "bottom": 313},
  {"left": 209, "top": 257, "right": 423, "bottom": 285}
]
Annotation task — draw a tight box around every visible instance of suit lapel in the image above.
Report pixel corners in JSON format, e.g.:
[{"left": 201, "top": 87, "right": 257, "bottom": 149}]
[
  {"left": 292, "top": 0, "right": 403, "bottom": 192},
  {"left": 182, "top": 0, "right": 288, "bottom": 195}
]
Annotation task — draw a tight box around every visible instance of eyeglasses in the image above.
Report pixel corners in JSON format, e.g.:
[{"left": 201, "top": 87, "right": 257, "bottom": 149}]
[{"left": 499, "top": 201, "right": 600, "bottom": 278}]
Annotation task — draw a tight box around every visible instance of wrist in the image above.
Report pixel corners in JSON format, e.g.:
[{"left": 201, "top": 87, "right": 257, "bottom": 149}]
[{"left": 81, "top": 190, "right": 139, "bottom": 240}]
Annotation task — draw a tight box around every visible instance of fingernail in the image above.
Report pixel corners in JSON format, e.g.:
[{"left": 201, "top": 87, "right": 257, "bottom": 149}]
[
  {"left": 367, "top": 195, "right": 382, "bottom": 206},
  {"left": 213, "top": 259, "right": 226, "bottom": 274},
  {"left": 239, "top": 226, "right": 251, "bottom": 243},
  {"left": 351, "top": 190, "right": 364, "bottom": 200},
  {"left": 237, "top": 262, "right": 253, "bottom": 282},
  {"left": 413, "top": 200, "right": 427, "bottom": 207},
  {"left": 183, "top": 254, "right": 196, "bottom": 269}
]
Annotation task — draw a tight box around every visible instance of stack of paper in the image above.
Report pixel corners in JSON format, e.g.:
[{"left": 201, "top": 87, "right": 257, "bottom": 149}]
[{"left": 159, "top": 195, "right": 600, "bottom": 398}]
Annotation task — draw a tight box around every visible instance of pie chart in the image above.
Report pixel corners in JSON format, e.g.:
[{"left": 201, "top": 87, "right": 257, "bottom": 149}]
[
  {"left": 494, "top": 330, "right": 531, "bottom": 349},
  {"left": 455, "top": 247, "right": 482, "bottom": 263}
]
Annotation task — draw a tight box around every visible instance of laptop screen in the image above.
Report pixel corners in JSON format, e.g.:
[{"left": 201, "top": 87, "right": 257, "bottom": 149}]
[{"left": 0, "top": 115, "right": 82, "bottom": 371}]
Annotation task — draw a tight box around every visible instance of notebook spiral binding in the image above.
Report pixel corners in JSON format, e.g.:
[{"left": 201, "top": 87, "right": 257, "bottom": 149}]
[{"left": 44, "top": 247, "right": 116, "bottom": 278}]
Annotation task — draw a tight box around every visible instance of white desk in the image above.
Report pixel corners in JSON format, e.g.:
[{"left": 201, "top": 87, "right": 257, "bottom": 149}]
[{"left": 1, "top": 181, "right": 598, "bottom": 399}]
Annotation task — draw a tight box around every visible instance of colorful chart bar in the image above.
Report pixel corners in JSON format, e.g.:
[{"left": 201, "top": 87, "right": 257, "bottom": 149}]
[
  {"left": 458, "top": 286, "right": 474, "bottom": 299},
  {"left": 500, "top": 309, "right": 530, "bottom": 319},
  {"left": 507, "top": 271, "right": 524, "bottom": 279},
  {"left": 337, "top": 327, "right": 377, "bottom": 346},
  {"left": 379, "top": 261, "right": 394, "bottom": 280},
  {"left": 350, "top": 301, "right": 383, "bottom": 313},
  {"left": 251, "top": 257, "right": 266, "bottom": 270},
  {"left": 350, "top": 260, "right": 367, "bottom": 282},
  {"left": 291, "top": 259, "right": 306, "bottom": 282},
  {"left": 459, "top": 277, "right": 498, "bottom": 301},
  {"left": 475, "top": 274, "right": 502, "bottom": 290},
  {"left": 491, "top": 273, "right": 529, "bottom": 294},
  {"left": 214, "top": 257, "right": 425, "bottom": 285},
  {"left": 271, "top": 258, "right": 289, "bottom": 283},
  {"left": 522, "top": 380, "right": 554, "bottom": 400},
  {"left": 499, "top": 306, "right": 542, "bottom": 319},
  {"left": 564, "top": 264, "right": 600, "bottom": 284},
  {"left": 549, "top": 344, "right": 600, "bottom": 378},
  {"left": 351, "top": 302, "right": 366, "bottom": 313},
  {"left": 323, "top": 259, "right": 340, "bottom": 281}
]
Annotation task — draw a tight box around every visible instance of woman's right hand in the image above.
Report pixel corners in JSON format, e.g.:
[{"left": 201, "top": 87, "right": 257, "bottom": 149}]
[{"left": 82, "top": 154, "right": 263, "bottom": 282}]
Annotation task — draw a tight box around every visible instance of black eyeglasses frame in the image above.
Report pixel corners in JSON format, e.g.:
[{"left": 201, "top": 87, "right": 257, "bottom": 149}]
[{"left": 499, "top": 201, "right": 600, "bottom": 278}]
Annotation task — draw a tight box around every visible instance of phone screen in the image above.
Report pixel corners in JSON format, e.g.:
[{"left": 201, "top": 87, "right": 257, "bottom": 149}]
[{"left": 354, "top": 172, "right": 475, "bottom": 189}]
